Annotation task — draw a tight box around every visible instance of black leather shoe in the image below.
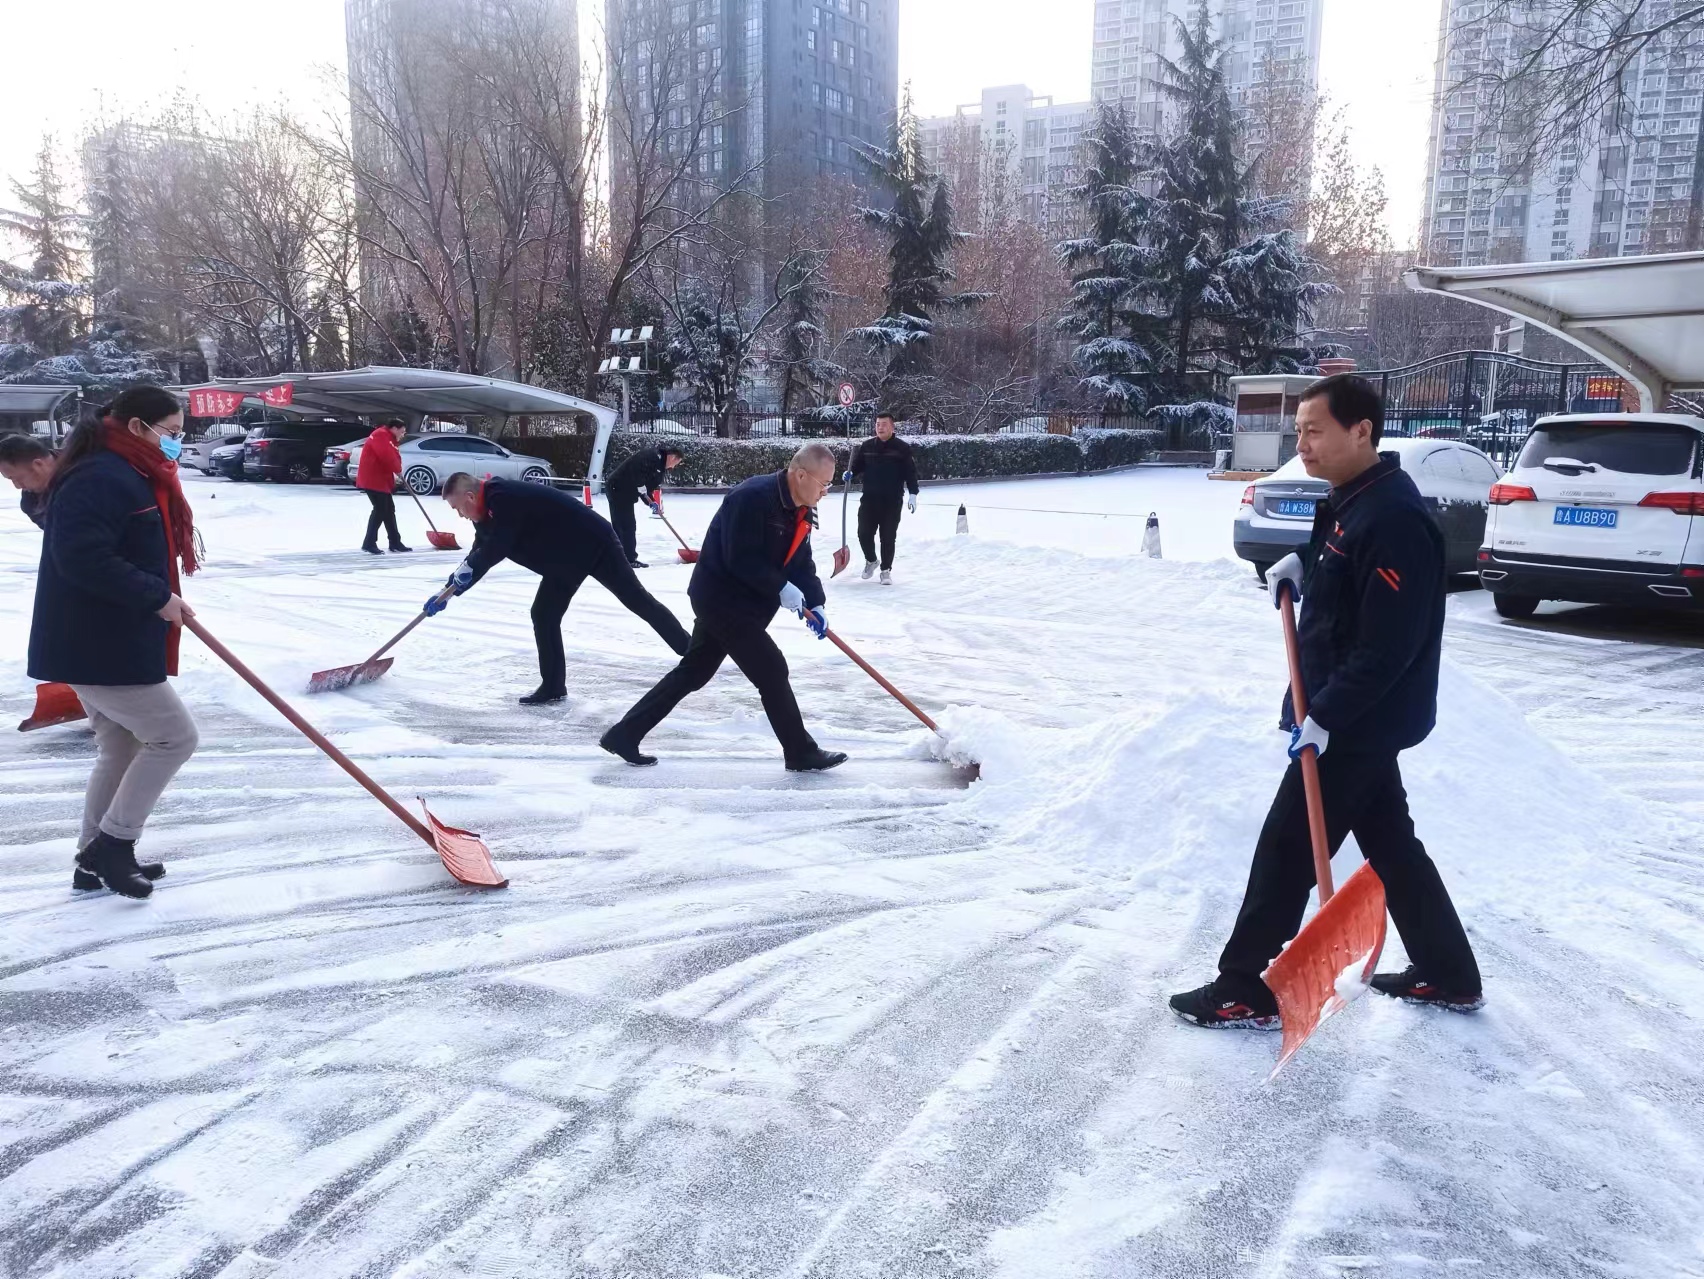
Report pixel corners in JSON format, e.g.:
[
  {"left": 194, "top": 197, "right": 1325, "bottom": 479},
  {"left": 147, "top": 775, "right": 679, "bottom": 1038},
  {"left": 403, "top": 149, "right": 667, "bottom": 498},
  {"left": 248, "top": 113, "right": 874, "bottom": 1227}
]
[
  {"left": 628, "top": 558, "right": 648, "bottom": 569},
  {"left": 389, "top": 544, "right": 413, "bottom": 553},
  {"left": 361, "top": 545, "right": 383, "bottom": 555},
  {"left": 785, "top": 748, "right": 848, "bottom": 773},
  {"left": 519, "top": 687, "right": 567, "bottom": 706},
  {"left": 599, "top": 728, "right": 657, "bottom": 767}
]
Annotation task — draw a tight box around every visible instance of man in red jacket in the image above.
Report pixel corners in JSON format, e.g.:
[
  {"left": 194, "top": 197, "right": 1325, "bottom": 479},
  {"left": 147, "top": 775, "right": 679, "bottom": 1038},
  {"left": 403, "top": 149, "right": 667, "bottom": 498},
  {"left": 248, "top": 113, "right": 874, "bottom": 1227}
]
[{"left": 357, "top": 418, "right": 411, "bottom": 554}]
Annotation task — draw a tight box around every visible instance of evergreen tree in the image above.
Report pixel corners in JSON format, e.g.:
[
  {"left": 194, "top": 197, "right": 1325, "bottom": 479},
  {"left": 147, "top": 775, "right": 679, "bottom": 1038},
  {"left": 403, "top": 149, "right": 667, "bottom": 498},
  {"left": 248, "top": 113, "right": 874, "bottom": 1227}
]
[
  {"left": 849, "top": 88, "right": 985, "bottom": 411},
  {"left": 767, "top": 249, "right": 842, "bottom": 416},
  {"left": 0, "top": 140, "right": 86, "bottom": 361}
]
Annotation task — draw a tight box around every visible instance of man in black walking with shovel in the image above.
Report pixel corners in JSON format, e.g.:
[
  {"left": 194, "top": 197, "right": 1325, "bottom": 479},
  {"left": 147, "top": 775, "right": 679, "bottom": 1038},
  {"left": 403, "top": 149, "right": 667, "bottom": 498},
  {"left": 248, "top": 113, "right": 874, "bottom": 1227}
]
[
  {"left": 606, "top": 443, "right": 684, "bottom": 567},
  {"left": 432, "top": 472, "right": 690, "bottom": 705},
  {"left": 850, "top": 411, "right": 919, "bottom": 585},
  {"left": 1169, "top": 374, "right": 1482, "bottom": 1030}
]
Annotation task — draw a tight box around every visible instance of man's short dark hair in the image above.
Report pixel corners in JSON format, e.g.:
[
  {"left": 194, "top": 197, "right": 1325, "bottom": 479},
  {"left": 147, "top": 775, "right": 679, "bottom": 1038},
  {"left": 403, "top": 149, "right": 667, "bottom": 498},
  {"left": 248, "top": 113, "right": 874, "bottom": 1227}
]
[
  {"left": 442, "top": 471, "right": 479, "bottom": 497},
  {"left": 874, "top": 409, "right": 895, "bottom": 422},
  {"left": 379, "top": 417, "right": 408, "bottom": 431},
  {"left": 659, "top": 444, "right": 684, "bottom": 460},
  {"left": 1300, "top": 373, "right": 1384, "bottom": 446},
  {"left": 0, "top": 434, "right": 52, "bottom": 465}
]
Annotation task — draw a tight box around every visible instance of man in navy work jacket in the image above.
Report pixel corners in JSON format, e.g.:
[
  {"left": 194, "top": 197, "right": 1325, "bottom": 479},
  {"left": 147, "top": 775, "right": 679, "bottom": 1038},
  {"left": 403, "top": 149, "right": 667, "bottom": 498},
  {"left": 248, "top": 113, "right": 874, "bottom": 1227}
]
[
  {"left": 849, "top": 411, "right": 919, "bottom": 584},
  {"left": 599, "top": 443, "right": 846, "bottom": 772},
  {"left": 605, "top": 443, "right": 683, "bottom": 567},
  {"left": 0, "top": 433, "right": 56, "bottom": 526},
  {"left": 436, "top": 473, "right": 690, "bottom": 705},
  {"left": 1171, "top": 373, "right": 1482, "bottom": 1030}
]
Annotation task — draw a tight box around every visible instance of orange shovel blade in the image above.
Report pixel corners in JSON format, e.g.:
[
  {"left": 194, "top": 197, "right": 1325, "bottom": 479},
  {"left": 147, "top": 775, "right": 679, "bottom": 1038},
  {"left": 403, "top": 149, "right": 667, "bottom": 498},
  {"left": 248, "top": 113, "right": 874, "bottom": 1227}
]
[
  {"left": 426, "top": 530, "right": 460, "bottom": 551},
  {"left": 306, "top": 657, "right": 395, "bottom": 695},
  {"left": 677, "top": 548, "right": 700, "bottom": 563},
  {"left": 422, "top": 800, "right": 508, "bottom": 888},
  {"left": 830, "top": 546, "right": 851, "bottom": 577},
  {"left": 19, "top": 682, "right": 87, "bottom": 732},
  {"left": 1263, "top": 862, "right": 1388, "bottom": 1077}
]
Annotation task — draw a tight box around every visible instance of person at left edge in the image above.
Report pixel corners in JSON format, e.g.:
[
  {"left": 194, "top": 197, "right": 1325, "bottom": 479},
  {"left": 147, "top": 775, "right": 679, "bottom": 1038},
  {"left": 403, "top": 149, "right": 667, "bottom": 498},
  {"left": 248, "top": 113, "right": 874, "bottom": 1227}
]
[
  {"left": 435, "top": 472, "right": 691, "bottom": 705},
  {"left": 29, "top": 386, "right": 200, "bottom": 899},
  {"left": 356, "top": 417, "right": 411, "bottom": 555},
  {"left": 0, "top": 432, "right": 57, "bottom": 527},
  {"left": 605, "top": 443, "right": 684, "bottom": 567}
]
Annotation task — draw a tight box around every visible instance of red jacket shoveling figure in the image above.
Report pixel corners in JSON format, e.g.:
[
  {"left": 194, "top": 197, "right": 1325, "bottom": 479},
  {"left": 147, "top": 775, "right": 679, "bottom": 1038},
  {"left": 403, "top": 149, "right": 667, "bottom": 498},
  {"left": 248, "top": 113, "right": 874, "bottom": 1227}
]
[{"left": 357, "top": 419, "right": 411, "bottom": 555}]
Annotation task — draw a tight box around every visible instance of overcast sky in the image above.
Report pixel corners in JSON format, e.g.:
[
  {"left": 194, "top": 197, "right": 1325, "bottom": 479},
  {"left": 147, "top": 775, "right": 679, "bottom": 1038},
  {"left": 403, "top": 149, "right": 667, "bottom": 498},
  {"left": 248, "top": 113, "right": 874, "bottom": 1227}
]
[{"left": 3, "top": 0, "right": 1442, "bottom": 247}]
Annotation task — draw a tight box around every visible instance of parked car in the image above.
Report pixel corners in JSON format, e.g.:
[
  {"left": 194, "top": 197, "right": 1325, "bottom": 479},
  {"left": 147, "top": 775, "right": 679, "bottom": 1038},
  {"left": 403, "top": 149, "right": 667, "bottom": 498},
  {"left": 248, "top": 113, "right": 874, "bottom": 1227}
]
[
  {"left": 1477, "top": 413, "right": 1704, "bottom": 617},
  {"left": 1233, "top": 436, "right": 1502, "bottom": 580},
  {"left": 180, "top": 431, "right": 249, "bottom": 476},
  {"left": 319, "top": 434, "right": 409, "bottom": 483},
  {"left": 243, "top": 421, "right": 368, "bottom": 483},
  {"left": 341, "top": 433, "right": 554, "bottom": 495},
  {"left": 210, "top": 440, "right": 249, "bottom": 481}
]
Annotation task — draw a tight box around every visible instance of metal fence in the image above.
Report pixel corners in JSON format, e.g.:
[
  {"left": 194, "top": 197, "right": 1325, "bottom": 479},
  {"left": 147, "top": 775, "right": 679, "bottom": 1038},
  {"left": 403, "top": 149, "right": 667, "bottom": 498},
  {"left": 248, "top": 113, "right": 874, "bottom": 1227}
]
[{"left": 624, "top": 410, "right": 1163, "bottom": 441}]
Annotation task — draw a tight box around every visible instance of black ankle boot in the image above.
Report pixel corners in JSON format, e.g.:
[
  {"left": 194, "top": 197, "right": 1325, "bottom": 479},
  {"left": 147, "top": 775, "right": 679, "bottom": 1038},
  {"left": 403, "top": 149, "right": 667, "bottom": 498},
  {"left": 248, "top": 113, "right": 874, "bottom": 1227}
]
[
  {"left": 74, "top": 852, "right": 165, "bottom": 892},
  {"left": 519, "top": 686, "right": 567, "bottom": 706},
  {"left": 75, "top": 833, "right": 155, "bottom": 899}
]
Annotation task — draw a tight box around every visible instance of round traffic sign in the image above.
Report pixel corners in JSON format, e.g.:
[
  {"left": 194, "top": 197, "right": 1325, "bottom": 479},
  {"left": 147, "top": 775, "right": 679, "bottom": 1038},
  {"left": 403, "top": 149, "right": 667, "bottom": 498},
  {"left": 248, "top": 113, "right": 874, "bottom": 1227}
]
[{"left": 837, "top": 381, "right": 857, "bottom": 407}]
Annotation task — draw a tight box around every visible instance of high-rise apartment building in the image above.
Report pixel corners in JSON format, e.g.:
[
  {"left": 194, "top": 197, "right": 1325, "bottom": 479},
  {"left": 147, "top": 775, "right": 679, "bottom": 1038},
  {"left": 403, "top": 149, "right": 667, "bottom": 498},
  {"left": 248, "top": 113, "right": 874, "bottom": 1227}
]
[
  {"left": 918, "top": 86, "right": 1092, "bottom": 240},
  {"left": 1090, "top": 0, "right": 1324, "bottom": 128},
  {"left": 1421, "top": 0, "right": 1704, "bottom": 267}
]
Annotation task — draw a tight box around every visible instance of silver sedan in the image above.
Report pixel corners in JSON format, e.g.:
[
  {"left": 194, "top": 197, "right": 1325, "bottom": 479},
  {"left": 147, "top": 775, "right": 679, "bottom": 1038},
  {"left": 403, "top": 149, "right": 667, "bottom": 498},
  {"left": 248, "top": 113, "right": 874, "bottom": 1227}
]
[{"left": 343, "top": 434, "right": 555, "bottom": 495}]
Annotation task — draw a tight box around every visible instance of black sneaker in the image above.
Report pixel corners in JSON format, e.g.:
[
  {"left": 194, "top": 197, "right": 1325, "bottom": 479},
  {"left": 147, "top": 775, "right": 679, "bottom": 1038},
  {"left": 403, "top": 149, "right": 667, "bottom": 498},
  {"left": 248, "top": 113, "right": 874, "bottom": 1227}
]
[
  {"left": 389, "top": 544, "right": 413, "bottom": 553},
  {"left": 519, "top": 687, "right": 567, "bottom": 706},
  {"left": 628, "top": 558, "right": 648, "bottom": 569},
  {"left": 1370, "top": 966, "right": 1484, "bottom": 1012},
  {"left": 1168, "top": 979, "right": 1281, "bottom": 1030},
  {"left": 75, "top": 832, "right": 155, "bottom": 899},
  {"left": 361, "top": 545, "right": 383, "bottom": 555},
  {"left": 74, "top": 853, "right": 165, "bottom": 892},
  {"left": 599, "top": 728, "right": 657, "bottom": 767},
  {"left": 785, "top": 748, "right": 848, "bottom": 773}
]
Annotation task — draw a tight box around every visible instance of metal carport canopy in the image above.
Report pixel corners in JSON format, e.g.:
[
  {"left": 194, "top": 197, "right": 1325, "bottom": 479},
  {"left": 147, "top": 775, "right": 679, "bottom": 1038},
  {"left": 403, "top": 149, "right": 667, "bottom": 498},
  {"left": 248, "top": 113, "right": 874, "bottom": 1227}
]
[
  {"left": 0, "top": 384, "right": 80, "bottom": 418},
  {"left": 1404, "top": 251, "right": 1704, "bottom": 412}
]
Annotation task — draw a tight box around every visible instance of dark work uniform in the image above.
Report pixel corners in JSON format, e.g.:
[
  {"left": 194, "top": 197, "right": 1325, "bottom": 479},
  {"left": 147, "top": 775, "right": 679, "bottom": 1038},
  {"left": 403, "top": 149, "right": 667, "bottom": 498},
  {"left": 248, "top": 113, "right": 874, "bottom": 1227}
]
[
  {"left": 850, "top": 433, "right": 919, "bottom": 571},
  {"left": 606, "top": 470, "right": 826, "bottom": 762},
  {"left": 605, "top": 446, "right": 672, "bottom": 564},
  {"left": 460, "top": 478, "right": 690, "bottom": 694},
  {"left": 1219, "top": 457, "right": 1482, "bottom": 996},
  {"left": 21, "top": 489, "right": 44, "bottom": 528}
]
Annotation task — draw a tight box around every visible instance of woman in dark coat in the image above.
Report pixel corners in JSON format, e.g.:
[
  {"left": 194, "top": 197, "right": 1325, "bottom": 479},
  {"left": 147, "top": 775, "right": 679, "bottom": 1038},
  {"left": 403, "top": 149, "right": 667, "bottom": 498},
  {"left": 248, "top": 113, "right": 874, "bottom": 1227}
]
[{"left": 29, "top": 386, "right": 201, "bottom": 898}]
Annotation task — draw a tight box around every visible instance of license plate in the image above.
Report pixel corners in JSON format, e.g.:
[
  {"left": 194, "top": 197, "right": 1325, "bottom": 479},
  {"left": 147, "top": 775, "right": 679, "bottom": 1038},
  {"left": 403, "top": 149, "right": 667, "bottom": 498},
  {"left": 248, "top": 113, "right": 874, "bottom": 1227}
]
[
  {"left": 1553, "top": 505, "right": 1618, "bottom": 528},
  {"left": 1274, "top": 498, "right": 1316, "bottom": 517}
]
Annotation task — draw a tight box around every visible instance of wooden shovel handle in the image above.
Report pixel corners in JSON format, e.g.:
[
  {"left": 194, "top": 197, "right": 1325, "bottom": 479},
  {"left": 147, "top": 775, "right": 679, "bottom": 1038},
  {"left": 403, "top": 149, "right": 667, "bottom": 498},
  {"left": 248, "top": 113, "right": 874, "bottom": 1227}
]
[
  {"left": 823, "top": 627, "right": 938, "bottom": 733},
  {"left": 656, "top": 509, "right": 692, "bottom": 552},
  {"left": 186, "top": 617, "right": 435, "bottom": 847},
  {"left": 1279, "top": 591, "right": 1335, "bottom": 903},
  {"left": 364, "top": 589, "right": 453, "bottom": 666}
]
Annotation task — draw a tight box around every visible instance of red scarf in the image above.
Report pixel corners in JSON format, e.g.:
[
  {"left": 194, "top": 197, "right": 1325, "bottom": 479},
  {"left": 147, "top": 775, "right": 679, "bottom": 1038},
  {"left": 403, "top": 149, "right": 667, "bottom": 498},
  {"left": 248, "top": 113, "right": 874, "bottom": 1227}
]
[
  {"left": 103, "top": 416, "right": 199, "bottom": 674},
  {"left": 785, "top": 503, "right": 812, "bottom": 565}
]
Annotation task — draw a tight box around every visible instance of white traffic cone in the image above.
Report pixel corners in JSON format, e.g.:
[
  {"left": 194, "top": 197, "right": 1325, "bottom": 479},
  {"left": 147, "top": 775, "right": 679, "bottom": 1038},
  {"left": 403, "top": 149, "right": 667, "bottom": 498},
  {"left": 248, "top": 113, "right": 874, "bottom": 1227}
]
[
  {"left": 956, "top": 503, "right": 969, "bottom": 535},
  {"left": 1140, "top": 510, "right": 1162, "bottom": 559}
]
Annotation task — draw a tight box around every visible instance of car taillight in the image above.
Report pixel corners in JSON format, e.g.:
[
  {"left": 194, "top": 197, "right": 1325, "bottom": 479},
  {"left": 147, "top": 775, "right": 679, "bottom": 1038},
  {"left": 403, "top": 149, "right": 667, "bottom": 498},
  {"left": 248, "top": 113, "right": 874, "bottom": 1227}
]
[
  {"left": 1637, "top": 490, "right": 1704, "bottom": 515},
  {"left": 1488, "top": 482, "right": 1537, "bottom": 504},
  {"left": 1477, "top": 548, "right": 1491, "bottom": 562},
  {"left": 1240, "top": 484, "right": 1255, "bottom": 506},
  {"left": 252, "top": 439, "right": 269, "bottom": 449},
  {"left": 1683, "top": 567, "right": 1704, "bottom": 578}
]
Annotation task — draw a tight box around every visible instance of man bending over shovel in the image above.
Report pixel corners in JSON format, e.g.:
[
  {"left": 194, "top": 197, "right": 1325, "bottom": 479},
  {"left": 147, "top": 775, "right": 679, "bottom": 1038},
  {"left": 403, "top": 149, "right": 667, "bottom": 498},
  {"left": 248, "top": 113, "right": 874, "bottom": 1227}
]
[
  {"left": 1171, "top": 373, "right": 1482, "bottom": 1030},
  {"left": 434, "top": 472, "right": 691, "bottom": 705}
]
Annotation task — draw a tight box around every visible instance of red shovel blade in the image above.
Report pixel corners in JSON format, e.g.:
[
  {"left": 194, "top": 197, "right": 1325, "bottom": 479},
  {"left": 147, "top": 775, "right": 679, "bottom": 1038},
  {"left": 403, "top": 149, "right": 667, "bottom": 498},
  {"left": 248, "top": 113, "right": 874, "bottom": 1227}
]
[
  {"left": 677, "top": 548, "right": 700, "bottom": 564},
  {"left": 830, "top": 546, "right": 851, "bottom": 577},
  {"left": 422, "top": 800, "right": 508, "bottom": 887},
  {"left": 426, "top": 530, "right": 460, "bottom": 551},
  {"left": 19, "top": 682, "right": 87, "bottom": 732},
  {"left": 1264, "top": 862, "right": 1388, "bottom": 1077},
  {"left": 306, "top": 657, "right": 395, "bottom": 695}
]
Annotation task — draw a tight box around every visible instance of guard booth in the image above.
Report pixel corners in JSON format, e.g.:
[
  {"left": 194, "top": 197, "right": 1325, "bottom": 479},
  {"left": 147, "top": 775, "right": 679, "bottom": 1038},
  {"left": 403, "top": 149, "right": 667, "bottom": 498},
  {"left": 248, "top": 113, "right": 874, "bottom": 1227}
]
[{"left": 1229, "top": 374, "right": 1316, "bottom": 472}]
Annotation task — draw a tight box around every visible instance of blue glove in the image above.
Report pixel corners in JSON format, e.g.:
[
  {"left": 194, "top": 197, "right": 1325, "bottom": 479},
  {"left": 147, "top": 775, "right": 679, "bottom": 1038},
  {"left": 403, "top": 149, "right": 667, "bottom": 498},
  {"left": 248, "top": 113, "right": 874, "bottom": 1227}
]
[
  {"left": 842, "top": 470, "right": 853, "bottom": 486},
  {"left": 643, "top": 497, "right": 659, "bottom": 513},
  {"left": 907, "top": 493, "right": 917, "bottom": 514},
  {"left": 1288, "top": 716, "right": 1329, "bottom": 760},
  {"left": 448, "top": 561, "right": 474, "bottom": 595},
  {"left": 803, "top": 606, "right": 828, "bottom": 639},
  {"left": 779, "top": 581, "right": 806, "bottom": 614},
  {"left": 424, "top": 592, "right": 449, "bottom": 617},
  {"left": 1268, "top": 552, "right": 1304, "bottom": 609}
]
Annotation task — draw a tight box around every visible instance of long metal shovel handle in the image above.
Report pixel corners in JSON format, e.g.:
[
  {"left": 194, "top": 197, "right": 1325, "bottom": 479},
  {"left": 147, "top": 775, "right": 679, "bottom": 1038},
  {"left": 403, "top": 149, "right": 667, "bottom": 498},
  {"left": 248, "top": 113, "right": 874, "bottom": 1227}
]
[
  {"left": 821, "top": 624, "right": 939, "bottom": 733},
  {"left": 409, "top": 490, "right": 443, "bottom": 534},
  {"left": 1279, "top": 590, "right": 1335, "bottom": 903},
  {"left": 656, "top": 508, "right": 693, "bottom": 552},
  {"left": 364, "top": 588, "right": 455, "bottom": 666},
  {"left": 186, "top": 616, "right": 435, "bottom": 847}
]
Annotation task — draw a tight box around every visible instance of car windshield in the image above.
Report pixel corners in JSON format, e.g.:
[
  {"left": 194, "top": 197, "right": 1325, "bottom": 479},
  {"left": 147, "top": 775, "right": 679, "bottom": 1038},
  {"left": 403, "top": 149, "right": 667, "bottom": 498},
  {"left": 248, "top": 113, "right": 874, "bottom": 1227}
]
[{"left": 1518, "top": 422, "right": 1698, "bottom": 477}]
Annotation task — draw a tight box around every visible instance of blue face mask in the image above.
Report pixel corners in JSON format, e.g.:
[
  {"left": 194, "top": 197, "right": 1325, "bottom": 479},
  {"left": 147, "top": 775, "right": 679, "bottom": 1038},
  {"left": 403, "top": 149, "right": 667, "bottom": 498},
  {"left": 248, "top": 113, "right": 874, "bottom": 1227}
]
[{"left": 152, "top": 427, "right": 183, "bottom": 462}]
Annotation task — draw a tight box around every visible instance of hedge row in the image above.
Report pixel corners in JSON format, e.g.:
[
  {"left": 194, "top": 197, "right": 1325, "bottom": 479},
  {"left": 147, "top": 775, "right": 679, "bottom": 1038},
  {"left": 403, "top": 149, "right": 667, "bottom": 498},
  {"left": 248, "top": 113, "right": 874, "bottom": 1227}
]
[{"left": 495, "top": 428, "right": 1158, "bottom": 489}]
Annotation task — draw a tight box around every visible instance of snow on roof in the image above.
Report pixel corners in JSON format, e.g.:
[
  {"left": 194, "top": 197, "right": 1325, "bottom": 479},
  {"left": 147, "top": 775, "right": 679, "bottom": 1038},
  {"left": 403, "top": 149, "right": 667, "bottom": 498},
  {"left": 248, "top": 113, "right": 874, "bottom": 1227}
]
[
  {"left": 174, "top": 367, "right": 617, "bottom": 426},
  {"left": 1405, "top": 252, "right": 1704, "bottom": 412}
]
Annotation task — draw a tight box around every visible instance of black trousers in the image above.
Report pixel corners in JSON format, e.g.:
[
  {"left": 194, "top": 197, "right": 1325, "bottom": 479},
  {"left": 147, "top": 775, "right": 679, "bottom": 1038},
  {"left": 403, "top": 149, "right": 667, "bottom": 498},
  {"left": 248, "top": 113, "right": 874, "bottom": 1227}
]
[
  {"left": 609, "top": 497, "right": 639, "bottom": 562},
  {"left": 1219, "top": 750, "right": 1482, "bottom": 994},
  {"left": 606, "top": 605, "right": 817, "bottom": 760},
  {"left": 529, "top": 542, "right": 691, "bottom": 694},
  {"left": 362, "top": 490, "right": 403, "bottom": 549},
  {"left": 858, "top": 494, "right": 903, "bottom": 569}
]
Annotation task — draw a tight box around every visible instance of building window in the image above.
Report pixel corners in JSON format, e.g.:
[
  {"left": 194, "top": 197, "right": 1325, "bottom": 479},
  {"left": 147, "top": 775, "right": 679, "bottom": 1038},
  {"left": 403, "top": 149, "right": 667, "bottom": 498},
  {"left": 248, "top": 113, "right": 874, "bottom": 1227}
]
[{"left": 806, "top": 28, "right": 816, "bottom": 48}]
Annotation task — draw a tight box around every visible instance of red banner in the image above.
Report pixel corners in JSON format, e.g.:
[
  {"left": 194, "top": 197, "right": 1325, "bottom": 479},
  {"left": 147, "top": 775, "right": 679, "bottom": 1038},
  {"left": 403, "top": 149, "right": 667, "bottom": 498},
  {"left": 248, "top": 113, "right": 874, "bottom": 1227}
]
[
  {"left": 260, "top": 382, "right": 294, "bottom": 407},
  {"left": 188, "top": 388, "right": 246, "bottom": 418}
]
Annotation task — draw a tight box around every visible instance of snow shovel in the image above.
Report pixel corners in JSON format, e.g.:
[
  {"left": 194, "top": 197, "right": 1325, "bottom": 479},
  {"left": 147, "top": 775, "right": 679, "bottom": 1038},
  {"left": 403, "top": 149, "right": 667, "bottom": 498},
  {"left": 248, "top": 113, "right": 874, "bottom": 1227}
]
[
  {"left": 1262, "top": 587, "right": 1387, "bottom": 1077},
  {"left": 409, "top": 490, "right": 460, "bottom": 551},
  {"left": 655, "top": 507, "right": 700, "bottom": 564},
  {"left": 830, "top": 473, "right": 851, "bottom": 577},
  {"left": 307, "top": 587, "right": 454, "bottom": 694},
  {"left": 18, "top": 682, "right": 87, "bottom": 732},
  {"left": 188, "top": 615, "right": 507, "bottom": 888}
]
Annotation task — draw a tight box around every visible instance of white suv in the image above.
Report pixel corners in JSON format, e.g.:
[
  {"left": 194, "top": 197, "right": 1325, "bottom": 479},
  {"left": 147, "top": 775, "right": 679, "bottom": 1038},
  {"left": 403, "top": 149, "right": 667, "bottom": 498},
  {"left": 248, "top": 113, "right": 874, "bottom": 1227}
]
[{"left": 1478, "top": 413, "right": 1704, "bottom": 617}]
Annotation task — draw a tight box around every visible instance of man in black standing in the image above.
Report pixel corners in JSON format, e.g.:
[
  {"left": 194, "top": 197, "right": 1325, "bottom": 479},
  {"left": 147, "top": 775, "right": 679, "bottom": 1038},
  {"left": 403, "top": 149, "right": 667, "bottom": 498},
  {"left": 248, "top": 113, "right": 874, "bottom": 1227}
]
[
  {"left": 849, "top": 411, "right": 919, "bottom": 585},
  {"left": 434, "top": 472, "right": 690, "bottom": 705},
  {"left": 1170, "top": 374, "right": 1483, "bottom": 1030},
  {"left": 599, "top": 443, "right": 846, "bottom": 773},
  {"left": 605, "top": 443, "right": 684, "bottom": 567}
]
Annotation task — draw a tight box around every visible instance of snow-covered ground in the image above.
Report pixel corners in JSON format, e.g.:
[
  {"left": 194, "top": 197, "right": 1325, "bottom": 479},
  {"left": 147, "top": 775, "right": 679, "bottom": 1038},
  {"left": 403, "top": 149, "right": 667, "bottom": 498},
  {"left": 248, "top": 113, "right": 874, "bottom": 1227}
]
[{"left": 3, "top": 469, "right": 1702, "bottom": 1279}]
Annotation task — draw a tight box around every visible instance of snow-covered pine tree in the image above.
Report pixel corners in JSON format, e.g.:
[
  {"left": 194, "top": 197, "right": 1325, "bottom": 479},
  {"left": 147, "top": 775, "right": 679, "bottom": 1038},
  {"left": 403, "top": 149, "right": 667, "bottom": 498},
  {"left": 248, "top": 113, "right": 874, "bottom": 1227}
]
[
  {"left": 0, "top": 140, "right": 87, "bottom": 367},
  {"left": 767, "top": 250, "right": 843, "bottom": 418},
  {"left": 849, "top": 87, "right": 985, "bottom": 412}
]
